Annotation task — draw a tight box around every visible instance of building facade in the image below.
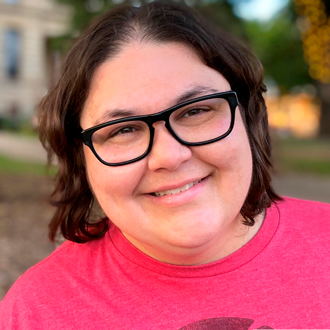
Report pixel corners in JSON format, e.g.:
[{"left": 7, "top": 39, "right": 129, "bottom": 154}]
[{"left": 0, "top": 0, "right": 70, "bottom": 122}]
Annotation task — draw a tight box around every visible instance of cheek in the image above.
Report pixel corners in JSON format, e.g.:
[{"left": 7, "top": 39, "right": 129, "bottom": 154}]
[
  {"left": 204, "top": 116, "right": 252, "bottom": 172},
  {"left": 227, "top": 122, "right": 253, "bottom": 185},
  {"left": 83, "top": 146, "right": 144, "bottom": 205},
  {"left": 227, "top": 110, "right": 252, "bottom": 166}
]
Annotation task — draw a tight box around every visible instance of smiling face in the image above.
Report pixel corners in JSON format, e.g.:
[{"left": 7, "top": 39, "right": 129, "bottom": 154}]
[{"left": 80, "top": 42, "right": 254, "bottom": 265}]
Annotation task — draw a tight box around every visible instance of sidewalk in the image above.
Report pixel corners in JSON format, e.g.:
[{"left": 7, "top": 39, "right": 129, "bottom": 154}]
[
  {"left": 0, "top": 131, "right": 47, "bottom": 164},
  {"left": 272, "top": 174, "right": 330, "bottom": 203},
  {"left": 0, "top": 131, "right": 329, "bottom": 203}
]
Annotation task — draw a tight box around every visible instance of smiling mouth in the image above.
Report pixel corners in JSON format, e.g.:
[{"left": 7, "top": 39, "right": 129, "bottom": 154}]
[{"left": 151, "top": 179, "right": 204, "bottom": 197}]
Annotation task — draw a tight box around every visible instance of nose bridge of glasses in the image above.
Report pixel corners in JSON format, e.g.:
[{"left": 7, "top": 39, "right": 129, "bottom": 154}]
[
  {"left": 144, "top": 108, "right": 173, "bottom": 137},
  {"left": 145, "top": 106, "right": 172, "bottom": 127},
  {"left": 145, "top": 108, "right": 184, "bottom": 148}
]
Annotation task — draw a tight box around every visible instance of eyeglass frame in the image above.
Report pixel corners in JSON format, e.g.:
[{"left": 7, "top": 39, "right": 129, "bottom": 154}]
[{"left": 81, "top": 91, "right": 239, "bottom": 166}]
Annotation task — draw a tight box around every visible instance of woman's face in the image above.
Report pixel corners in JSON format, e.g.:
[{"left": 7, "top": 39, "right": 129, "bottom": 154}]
[{"left": 80, "top": 42, "right": 253, "bottom": 265}]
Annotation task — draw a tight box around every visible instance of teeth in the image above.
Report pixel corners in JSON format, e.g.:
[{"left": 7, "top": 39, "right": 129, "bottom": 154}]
[{"left": 153, "top": 180, "right": 202, "bottom": 197}]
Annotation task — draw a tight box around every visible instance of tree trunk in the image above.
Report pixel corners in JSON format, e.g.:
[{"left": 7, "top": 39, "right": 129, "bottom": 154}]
[{"left": 317, "top": 82, "right": 330, "bottom": 138}]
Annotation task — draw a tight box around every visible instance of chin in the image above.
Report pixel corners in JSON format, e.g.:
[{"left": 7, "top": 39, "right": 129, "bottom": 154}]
[{"left": 164, "top": 223, "right": 223, "bottom": 249}]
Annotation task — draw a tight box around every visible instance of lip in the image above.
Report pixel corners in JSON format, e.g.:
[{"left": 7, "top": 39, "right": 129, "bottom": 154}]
[
  {"left": 147, "top": 176, "right": 208, "bottom": 194},
  {"left": 144, "top": 175, "right": 209, "bottom": 207}
]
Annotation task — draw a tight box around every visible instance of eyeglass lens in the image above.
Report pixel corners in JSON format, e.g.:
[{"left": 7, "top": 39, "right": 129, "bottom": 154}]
[{"left": 91, "top": 96, "right": 232, "bottom": 164}]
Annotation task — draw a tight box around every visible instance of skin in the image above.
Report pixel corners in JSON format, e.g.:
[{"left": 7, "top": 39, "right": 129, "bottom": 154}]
[{"left": 80, "top": 41, "right": 261, "bottom": 265}]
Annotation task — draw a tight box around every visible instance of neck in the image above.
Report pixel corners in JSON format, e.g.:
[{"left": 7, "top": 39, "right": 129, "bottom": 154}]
[{"left": 123, "top": 211, "right": 265, "bottom": 266}]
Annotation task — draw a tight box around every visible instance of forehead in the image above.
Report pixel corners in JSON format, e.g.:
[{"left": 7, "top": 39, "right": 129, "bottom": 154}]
[{"left": 81, "top": 42, "right": 230, "bottom": 128}]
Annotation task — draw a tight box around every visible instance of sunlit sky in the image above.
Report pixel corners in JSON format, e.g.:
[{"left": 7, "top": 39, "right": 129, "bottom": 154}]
[{"left": 234, "top": 0, "right": 290, "bottom": 21}]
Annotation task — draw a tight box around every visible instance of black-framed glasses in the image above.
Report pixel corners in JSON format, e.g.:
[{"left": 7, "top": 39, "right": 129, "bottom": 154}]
[{"left": 81, "top": 91, "right": 238, "bottom": 166}]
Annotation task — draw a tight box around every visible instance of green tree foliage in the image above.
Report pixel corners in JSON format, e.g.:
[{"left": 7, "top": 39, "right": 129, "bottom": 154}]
[
  {"left": 56, "top": 0, "right": 112, "bottom": 31},
  {"left": 195, "top": 1, "right": 248, "bottom": 40},
  {"left": 244, "top": 7, "right": 312, "bottom": 92}
]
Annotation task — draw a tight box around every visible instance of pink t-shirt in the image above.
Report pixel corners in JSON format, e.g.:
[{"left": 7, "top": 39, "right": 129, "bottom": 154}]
[{"left": 1, "top": 197, "right": 330, "bottom": 329}]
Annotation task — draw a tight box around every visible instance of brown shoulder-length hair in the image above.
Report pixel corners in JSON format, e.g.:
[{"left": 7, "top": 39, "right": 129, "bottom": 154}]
[{"left": 39, "top": 0, "right": 281, "bottom": 243}]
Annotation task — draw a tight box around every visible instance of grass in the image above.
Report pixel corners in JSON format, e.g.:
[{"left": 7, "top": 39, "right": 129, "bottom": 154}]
[
  {"left": 0, "top": 120, "right": 36, "bottom": 137},
  {"left": 274, "top": 137, "right": 330, "bottom": 176},
  {"left": 0, "top": 155, "right": 56, "bottom": 176},
  {"left": 1, "top": 126, "right": 38, "bottom": 138}
]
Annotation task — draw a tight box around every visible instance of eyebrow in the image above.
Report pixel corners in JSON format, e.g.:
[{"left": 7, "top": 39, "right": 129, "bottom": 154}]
[
  {"left": 93, "top": 85, "right": 222, "bottom": 126},
  {"left": 174, "top": 86, "right": 220, "bottom": 105}
]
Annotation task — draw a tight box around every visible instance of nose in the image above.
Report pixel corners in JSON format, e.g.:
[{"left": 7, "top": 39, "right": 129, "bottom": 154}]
[{"left": 147, "top": 122, "right": 192, "bottom": 171}]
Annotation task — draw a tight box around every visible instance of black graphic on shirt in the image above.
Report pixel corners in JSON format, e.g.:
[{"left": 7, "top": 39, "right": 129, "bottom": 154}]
[{"left": 178, "top": 317, "right": 273, "bottom": 330}]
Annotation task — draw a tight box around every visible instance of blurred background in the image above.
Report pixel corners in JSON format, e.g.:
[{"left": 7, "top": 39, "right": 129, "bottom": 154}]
[{"left": 0, "top": 0, "right": 329, "bottom": 300}]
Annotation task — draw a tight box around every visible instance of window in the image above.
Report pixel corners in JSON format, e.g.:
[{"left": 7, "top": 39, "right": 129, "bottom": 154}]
[{"left": 4, "top": 29, "right": 20, "bottom": 79}]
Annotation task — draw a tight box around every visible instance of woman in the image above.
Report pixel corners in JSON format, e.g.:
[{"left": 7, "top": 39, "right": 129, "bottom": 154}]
[{"left": 1, "top": 1, "right": 329, "bottom": 329}]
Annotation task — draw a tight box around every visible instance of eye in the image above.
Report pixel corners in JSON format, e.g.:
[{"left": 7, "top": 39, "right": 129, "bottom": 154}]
[
  {"left": 110, "top": 126, "right": 137, "bottom": 137},
  {"left": 92, "top": 121, "right": 148, "bottom": 147},
  {"left": 182, "top": 108, "right": 210, "bottom": 117}
]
